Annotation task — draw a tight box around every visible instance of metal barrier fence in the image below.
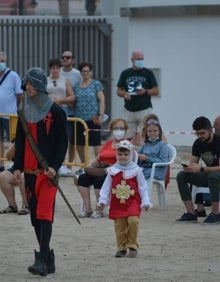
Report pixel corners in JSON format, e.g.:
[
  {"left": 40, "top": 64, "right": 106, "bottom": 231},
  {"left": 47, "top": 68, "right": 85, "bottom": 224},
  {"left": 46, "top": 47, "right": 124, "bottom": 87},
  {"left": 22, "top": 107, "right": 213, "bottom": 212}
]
[
  {"left": 0, "top": 114, "right": 89, "bottom": 168},
  {"left": 0, "top": 16, "right": 112, "bottom": 118}
]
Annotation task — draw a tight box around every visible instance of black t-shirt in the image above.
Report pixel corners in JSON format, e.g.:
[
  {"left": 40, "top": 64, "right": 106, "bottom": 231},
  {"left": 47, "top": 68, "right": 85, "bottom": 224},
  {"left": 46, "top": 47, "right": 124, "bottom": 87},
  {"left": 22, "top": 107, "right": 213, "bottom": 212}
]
[
  {"left": 192, "top": 134, "right": 220, "bottom": 166},
  {"left": 117, "top": 67, "right": 158, "bottom": 112}
]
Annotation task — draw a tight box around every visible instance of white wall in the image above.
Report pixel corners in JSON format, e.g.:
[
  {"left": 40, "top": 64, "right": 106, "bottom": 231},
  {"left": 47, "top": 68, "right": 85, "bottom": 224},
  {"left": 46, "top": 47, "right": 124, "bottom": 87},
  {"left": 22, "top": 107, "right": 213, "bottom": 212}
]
[
  {"left": 104, "top": 0, "right": 220, "bottom": 146},
  {"left": 129, "top": 0, "right": 220, "bottom": 6},
  {"left": 125, "top": 16, "right": 220, "bottom": 145}
]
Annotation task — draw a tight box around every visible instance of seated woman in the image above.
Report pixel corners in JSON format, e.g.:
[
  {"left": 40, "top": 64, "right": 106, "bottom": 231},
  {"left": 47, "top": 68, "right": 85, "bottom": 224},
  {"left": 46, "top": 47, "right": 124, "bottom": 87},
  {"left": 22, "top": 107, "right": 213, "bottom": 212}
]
[
  {"left": 132, "top": 113, "right": 171, "bottom": 188},
  {"left": 74, "top": 118, "right": 129, "bottom": 218},
  {"left": 137, "top": 119, "right": 169, "bottom": 182}
]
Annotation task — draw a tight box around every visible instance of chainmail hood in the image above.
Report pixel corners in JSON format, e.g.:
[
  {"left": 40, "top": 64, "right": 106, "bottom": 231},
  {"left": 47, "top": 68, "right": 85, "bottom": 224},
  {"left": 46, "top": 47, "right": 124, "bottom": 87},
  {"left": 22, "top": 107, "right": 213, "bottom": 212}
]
[
  {"left": 21, "top": 67, "right": 48, "bottom": 93},
  {"left": 22, "top": 67, "right": 53, "bottom": 123}
]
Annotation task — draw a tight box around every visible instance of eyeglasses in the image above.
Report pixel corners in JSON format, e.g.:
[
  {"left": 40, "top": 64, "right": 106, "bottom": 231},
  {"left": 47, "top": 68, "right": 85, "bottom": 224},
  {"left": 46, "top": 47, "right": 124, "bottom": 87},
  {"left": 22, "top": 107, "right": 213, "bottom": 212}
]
[
  {"left": 61, "top": 56, "right": 72, "bottom": 60},
  {"left": 146, "top": 120, "right": 159, "bottom": 125},
  {"left": 81, "top": 70, "right": 90, "bottom": 73},
  {"left": 53, "top": 80, "right": 57, "bottom": 87}
]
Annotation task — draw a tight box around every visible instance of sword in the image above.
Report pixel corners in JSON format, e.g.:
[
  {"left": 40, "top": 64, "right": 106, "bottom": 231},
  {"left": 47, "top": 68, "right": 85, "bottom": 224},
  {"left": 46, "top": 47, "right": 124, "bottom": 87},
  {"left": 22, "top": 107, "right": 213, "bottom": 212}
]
[
  {"left": 18, "top": 110, "right": 81, "bottom": 225},
  {"left": 50, "top": 174, "right": 81, "bottom": 225}
]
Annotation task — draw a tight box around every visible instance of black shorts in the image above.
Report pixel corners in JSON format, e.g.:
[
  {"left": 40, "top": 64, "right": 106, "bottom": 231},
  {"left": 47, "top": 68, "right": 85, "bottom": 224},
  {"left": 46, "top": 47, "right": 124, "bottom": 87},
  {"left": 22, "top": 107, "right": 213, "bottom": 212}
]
[
  {"left": 77, "top": 173, "right": 107, "bottom": 189},
  {"left": 71, "top": 120, "right": 101, "bottom": 146},
  {"left": 0, "top": 117, "right": 9, "bottom": 141}
]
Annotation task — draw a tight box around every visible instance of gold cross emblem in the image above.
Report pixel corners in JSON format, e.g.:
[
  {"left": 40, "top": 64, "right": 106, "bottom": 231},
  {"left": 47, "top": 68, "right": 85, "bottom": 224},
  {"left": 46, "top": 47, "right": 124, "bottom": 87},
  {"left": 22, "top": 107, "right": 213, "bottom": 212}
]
[{"left": 112, "top": 180, "right": 135, "bottom": 203}]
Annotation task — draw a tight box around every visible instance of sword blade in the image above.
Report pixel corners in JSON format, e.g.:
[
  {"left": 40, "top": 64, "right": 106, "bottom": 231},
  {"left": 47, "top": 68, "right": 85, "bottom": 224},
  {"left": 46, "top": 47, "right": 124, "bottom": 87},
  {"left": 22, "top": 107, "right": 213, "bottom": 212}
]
[{"left": 56, "top": 182, "right": 81, "bottom": 225}]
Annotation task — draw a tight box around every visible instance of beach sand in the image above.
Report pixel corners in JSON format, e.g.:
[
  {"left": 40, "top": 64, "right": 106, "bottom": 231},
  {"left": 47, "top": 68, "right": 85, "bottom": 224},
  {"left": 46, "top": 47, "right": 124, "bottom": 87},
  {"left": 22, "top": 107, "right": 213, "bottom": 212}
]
[{"left": 1, "top": 150, "right": 220, "bottom": 282}]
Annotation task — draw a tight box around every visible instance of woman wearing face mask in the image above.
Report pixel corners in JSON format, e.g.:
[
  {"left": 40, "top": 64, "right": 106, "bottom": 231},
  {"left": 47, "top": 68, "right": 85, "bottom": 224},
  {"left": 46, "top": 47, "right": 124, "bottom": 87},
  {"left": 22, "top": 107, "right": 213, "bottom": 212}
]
[
  {"left": 137, "top": 120, "right": 169, "bottom": 182},
  {"left": 74, "top": 118, "right": 128, "bottom": 218}
]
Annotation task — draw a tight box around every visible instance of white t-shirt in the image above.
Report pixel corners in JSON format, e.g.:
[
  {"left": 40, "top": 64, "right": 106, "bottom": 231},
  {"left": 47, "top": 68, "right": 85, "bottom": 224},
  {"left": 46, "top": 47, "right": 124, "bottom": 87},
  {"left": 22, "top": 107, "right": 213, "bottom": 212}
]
[
  {"left": 60, "top": 68, "right": 81, "bottom": 116},
  {"left": 0, "top": 68, "right": 22, "bottom": 114}
]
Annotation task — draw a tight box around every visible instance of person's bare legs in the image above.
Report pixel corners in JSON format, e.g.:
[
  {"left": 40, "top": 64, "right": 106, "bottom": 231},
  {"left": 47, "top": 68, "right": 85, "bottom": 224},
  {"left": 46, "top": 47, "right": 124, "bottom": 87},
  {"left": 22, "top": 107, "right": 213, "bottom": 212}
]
[
  {"left": 0, "top": 170, "right": 18, "bottom": 209},
  {"left": 211, "top": 201, "right": 220, "bottom": 214},
  {"left": 78, "top": 185, "right": 92, "bottom": 213},
  {"left": 67, "top": 142, "right": 75, "bottom": 170},
  {"left": 93, "top": 145, "right": 101, "bottom": 157},
  {"left": 93, "top": 188, "right": 104, "bottom": 212},
  {"left": 183, "top": 200, "right": 196, "bottom": 215},
  {"left": 77, "top": 145, "right": 85, "bottom": 163},
  {"left": 18, "top": 173, "right": 28, "bottom": 207}
]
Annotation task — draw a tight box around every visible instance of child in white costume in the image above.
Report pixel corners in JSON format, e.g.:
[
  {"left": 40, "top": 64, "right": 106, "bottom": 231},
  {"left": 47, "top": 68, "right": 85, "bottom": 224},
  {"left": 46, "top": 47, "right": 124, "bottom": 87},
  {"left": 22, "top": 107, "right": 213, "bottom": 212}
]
[{"left": 98, "top": 140, "right": 153, "bottom": 258}]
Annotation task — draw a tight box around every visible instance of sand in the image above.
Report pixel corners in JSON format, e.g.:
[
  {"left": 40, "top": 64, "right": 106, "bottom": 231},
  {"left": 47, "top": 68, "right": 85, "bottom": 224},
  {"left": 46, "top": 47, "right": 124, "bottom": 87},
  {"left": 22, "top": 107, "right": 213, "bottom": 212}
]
[{"left": 1, "top": 155, "right": 220, "bottom": 282}]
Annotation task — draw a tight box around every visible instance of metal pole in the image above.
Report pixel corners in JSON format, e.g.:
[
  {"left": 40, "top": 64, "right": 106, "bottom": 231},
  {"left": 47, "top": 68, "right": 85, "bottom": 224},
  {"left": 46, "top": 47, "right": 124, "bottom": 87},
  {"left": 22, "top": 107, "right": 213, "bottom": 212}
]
[{"left": 18, "top": 0, "right": 24, "bottom": 15}]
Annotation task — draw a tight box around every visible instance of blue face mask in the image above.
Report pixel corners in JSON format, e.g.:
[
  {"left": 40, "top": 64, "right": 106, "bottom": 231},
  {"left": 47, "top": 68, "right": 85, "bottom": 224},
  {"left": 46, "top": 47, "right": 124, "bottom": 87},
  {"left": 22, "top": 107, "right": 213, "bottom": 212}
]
[
  {"left": 148, "top": 137, "right": 160, "bottom": 143},
  {"left": 0, "top": 62, "right": 6, "bottom": 72},
  {"left": 134, "top": 60, "right": 144, "bottom": 69}
]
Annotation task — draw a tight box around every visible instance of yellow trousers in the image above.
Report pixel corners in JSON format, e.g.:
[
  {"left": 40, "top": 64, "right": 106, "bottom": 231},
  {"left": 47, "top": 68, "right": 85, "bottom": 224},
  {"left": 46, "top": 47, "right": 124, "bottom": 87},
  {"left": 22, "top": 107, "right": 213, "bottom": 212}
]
[{"left": 114, "top": 216, "right": 139, "bottom": 251}]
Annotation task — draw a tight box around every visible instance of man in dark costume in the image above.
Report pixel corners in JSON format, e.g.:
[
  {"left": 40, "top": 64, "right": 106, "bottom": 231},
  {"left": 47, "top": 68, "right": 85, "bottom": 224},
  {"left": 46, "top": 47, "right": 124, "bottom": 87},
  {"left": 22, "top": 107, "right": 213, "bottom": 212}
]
[{"left": 13, "top": 67, "right": 68, "bottom": 276}]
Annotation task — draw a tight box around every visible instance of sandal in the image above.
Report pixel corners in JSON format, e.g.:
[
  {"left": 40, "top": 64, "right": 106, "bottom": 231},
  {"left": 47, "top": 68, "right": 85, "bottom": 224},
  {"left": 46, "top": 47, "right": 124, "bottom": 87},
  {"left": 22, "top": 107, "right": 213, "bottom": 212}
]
[
  {"left": 0, "top": 205, "right": 18, "bottom": 214},
  {"left": 90, "top": 211, "right": 104, "bottom": 219},
  {"left": 18, "top": 205, "right": 30, "bottom": 215},
  {"left": 78, "top": 210, "right": 93, "bottom": 218}
]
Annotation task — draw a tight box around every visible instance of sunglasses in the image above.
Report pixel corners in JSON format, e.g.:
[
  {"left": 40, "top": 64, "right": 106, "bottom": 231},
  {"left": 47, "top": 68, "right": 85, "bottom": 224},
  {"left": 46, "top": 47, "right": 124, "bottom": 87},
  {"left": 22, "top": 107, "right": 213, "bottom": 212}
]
[
  {"left": 61, "top": 56, "right": 72, "bottom": 60},
  {"left": 146, "top": 120, "right": 159, "bottom": 125},
  {"left": 53, "top": 80, "right": 57, "bottom": 87}
]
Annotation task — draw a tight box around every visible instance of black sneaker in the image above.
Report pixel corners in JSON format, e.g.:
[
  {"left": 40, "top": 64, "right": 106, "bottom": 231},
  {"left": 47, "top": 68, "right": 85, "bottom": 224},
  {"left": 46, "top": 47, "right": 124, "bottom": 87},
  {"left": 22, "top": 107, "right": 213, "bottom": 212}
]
[
  {"left": 175, "top": 212, "right": 198, "bottom": 223},
  {"left": 195, "top": 209, "right": 207, "bottom": 217},
  {"left": 203, "top": 212, "right": 220, "bottom": 224},
  {"left": 115, "top": 250, "right": 127, "bottom": 258}
]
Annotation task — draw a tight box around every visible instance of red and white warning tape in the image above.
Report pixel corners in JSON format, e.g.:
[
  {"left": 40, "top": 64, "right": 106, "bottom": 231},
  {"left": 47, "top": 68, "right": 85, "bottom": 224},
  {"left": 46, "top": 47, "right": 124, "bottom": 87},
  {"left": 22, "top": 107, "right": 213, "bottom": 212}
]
[{"left": 85, "top": 128, "right": 195, "bottom": 135}]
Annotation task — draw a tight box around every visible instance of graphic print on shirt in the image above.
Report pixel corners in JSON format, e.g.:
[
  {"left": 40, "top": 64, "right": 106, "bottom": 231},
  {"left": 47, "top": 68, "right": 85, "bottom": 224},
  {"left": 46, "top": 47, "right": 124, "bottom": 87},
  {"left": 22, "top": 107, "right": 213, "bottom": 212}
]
[
  {"left": 201, "top": 151, "right": 218, "bottom": 166},
  {"left": 112, "top": 180, "right": 135, "bottom": 203},
  {"left": 126, "top": 76, "right": 146, "bottom": 95}
]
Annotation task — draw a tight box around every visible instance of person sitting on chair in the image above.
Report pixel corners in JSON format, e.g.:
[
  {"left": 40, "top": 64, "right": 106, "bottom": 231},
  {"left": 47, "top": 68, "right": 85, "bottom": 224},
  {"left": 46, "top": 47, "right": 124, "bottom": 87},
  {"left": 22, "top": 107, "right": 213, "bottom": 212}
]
[
  {"left": 74, "top": 118, "right": 129, "bottom": 218},
  {"left": 137, "top": 119, "right": 169, "bottom": 182},
  {"left": 175, "top": 116, "right": 220, "bottom": 224},
  {"left": 0, "top": 141, "right": 29, "bottom": 215}
]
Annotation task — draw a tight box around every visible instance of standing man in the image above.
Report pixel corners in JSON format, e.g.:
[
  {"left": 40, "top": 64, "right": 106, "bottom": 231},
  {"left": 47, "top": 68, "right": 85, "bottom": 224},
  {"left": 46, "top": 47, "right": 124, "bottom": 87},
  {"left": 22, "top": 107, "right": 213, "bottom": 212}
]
[
  {"left": 60, "top": 50, "right": 81, "bottom": 176},
  {"left": 0, "top": 51, "right": 23, "bottom": 172},
  {"left": 13, "top": 67, "right": 68, "bottom": 276},
  {"left": 116, "top": 50, "right": 159, "bottom": 137},
  {"left": 176, "top": 116, "right": 220, "bottom": 224}
]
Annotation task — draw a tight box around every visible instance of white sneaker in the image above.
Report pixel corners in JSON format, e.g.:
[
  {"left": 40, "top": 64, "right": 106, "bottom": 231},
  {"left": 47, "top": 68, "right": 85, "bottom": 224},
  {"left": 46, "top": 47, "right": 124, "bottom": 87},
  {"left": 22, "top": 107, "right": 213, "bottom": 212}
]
[{"left": 58, "top": 166, "right": 74, "bottom": 177}]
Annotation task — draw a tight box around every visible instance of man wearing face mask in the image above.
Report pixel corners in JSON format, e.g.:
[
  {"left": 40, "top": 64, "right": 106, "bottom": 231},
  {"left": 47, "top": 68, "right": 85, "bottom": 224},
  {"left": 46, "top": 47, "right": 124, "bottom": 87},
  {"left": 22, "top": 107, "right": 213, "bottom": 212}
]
[
  {"left": 0, "top": 51, "right": 23, "bottom": 172},
  {"left": 117, "top": 50, "right": 159, "bottom": 138}
]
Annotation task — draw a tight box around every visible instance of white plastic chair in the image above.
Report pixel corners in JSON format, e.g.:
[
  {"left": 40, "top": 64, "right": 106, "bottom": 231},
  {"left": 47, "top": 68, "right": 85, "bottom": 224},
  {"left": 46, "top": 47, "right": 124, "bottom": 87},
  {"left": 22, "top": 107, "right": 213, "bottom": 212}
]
[
  {"left": 191, "top": 185, "right": 209, "bottom": 205},
  {"left": 147, "top": 144, "right": 177, "bottom": 208}
]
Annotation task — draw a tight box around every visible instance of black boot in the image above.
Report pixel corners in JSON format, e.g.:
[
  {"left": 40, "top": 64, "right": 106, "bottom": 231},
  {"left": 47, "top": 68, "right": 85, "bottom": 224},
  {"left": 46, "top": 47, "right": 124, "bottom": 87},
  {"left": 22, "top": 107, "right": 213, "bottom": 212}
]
[
  {"left": 47, "top": 249, "right": 55, "bottom": 274},
  {"left": 28, "top": 250, "right": 48, "bottom": 276}
]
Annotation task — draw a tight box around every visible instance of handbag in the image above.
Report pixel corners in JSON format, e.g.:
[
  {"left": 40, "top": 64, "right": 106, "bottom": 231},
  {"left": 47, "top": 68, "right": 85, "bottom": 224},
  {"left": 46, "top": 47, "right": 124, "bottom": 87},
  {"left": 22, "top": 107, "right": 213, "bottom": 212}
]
[{"left": 84, "top": 162, "right": 109, "bottom": 177}]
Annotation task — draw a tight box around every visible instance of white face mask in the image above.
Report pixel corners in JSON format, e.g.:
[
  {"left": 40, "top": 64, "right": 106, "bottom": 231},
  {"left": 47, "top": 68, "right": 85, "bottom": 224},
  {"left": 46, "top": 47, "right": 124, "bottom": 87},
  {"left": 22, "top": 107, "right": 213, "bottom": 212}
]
[
  {"left": 112, "top": 130, "right": 125, "bottom": 140},
  {"left": 0, "top": 62, "right": 6, "bottom": 72}
]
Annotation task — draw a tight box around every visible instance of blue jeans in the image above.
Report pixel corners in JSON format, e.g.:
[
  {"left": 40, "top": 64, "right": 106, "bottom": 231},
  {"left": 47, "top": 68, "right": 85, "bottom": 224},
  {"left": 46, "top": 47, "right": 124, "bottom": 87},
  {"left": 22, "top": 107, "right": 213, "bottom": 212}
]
[{"left": 176, "top": 171, "right": 220, "bottom": 202}]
